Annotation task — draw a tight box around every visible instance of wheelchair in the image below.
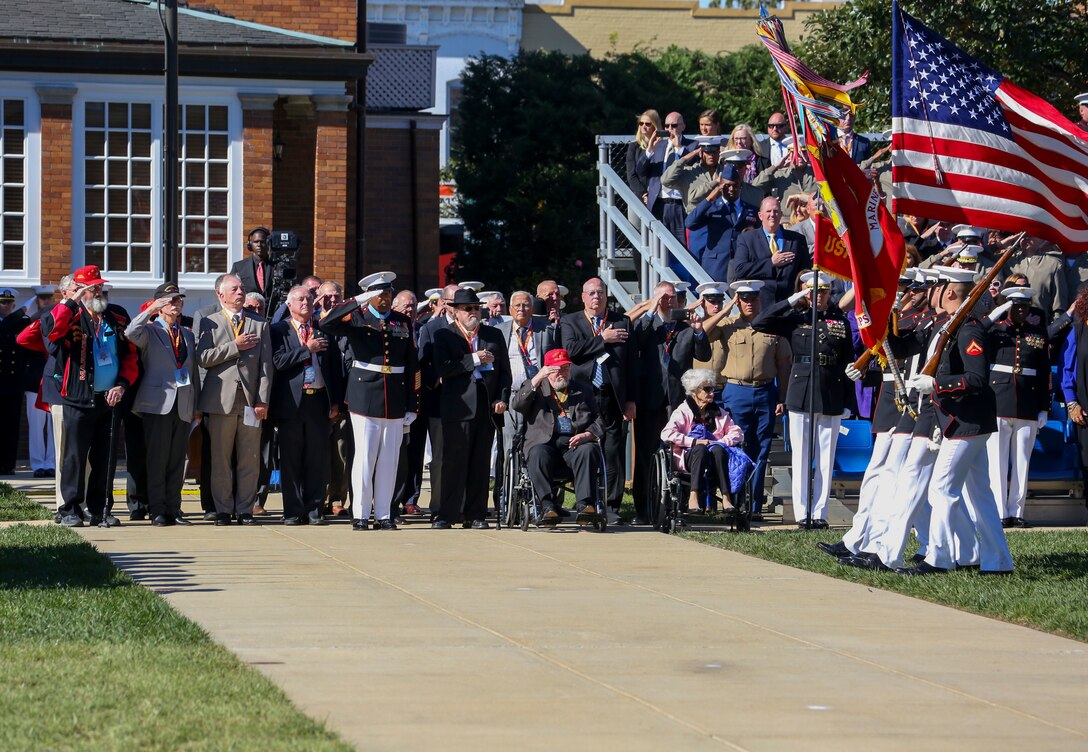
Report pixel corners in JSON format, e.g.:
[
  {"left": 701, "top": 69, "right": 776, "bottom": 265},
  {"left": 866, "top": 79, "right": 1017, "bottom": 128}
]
[
  {"left": 498, "top": 430, "right": 609, "bottom": 533},
  {"left": 648, "top": 442, "right": 755, "bottom": 534}
]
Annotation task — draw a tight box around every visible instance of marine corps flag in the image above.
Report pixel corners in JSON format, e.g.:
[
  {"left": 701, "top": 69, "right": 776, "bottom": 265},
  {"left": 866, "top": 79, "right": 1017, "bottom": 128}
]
[
  {"left": 807, "top": 123, "right": 907, "bottom": 352},
  {"left": 812, "top": 210, "right": 852, "bottom": 282}
]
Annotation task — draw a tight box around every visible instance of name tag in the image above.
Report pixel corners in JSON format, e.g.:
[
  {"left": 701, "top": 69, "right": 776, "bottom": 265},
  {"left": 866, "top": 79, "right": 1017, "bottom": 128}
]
[
  {"left": 97, "top": 350, "right": 113, "bottom": 367},
  {"left": 176, "top": 367, "right": 191, "bottom": 387},
  {"left": 596, "top": 353, "right": 610, "bottom": 365},
  {"left": 557, "top": 416, "right": 574, "bottom": 435},
  {"left": 303, "top": 365, "right": 316, "bottom": 387}
]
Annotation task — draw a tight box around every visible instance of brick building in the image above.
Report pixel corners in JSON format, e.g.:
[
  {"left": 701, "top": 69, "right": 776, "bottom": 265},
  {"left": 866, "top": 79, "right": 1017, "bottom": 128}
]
[{"left": 0, "top": 0, "right": 441, "bottom": 314}]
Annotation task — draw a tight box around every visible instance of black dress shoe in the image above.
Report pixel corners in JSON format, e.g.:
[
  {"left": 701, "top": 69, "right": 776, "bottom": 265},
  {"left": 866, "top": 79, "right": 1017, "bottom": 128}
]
[
  {"left": 215, "top": 514, "right": 232, "bottom": 526},
  {"left": 839, "top": 553, "right": 889, "bottom": 571},
  {"left": 899, "top": 561, "right": 952, "bottom": 576},
  {"left": 151, "top": 515, "right": 172, "bottom": 527},
  {"left": 309, "top": 515, "right": 328, "bottom": 526},
  {"left": 172, "top": 515, "right": 192, "bottom": 526},
  {"left": 431, "top": 520, "right": 452, "bottom": 529},
  {"left": 557, "top": 508, "right": 571, "bottom": 518},
  {"left": 979, "top": 569, "right": 1014, "bottom": 576},
  {"left": 129, "top": 509, "right": 148, "bottom": 521},
  {"left": 813, "top": 519, "right": 830, "bottom": 530},
  {"left": 204, "top": 512, "right": 219, "bottom": 522},
  {"left": 1001, "top": 517, "right": 1015, "bottom": 529},
  {"left": 909, "top": 553, "right": 926, "bottom": 564},
  {"left": 817, "top": 541, "right": 851, "bottom": 558},
  {"left": 1014, "top": 517, "right": 1032, "bottom": 529},
  {"left": 239, "top": 514, "right": 257, "bottom": 526},
  {"left": 352, "top": 520, "right": 368, "bottom": 531},
  {"left": 632, "top": 517, "right": 650, "bottom": 526},
  {"left": 284, "top": 517, "right": 304, "bottom": 526},
  {"left": 469, "top": 520, "right": 490, "bottom": 530},
  {"left": 378, "top": 519, "right": 398, "bottom": 531}
]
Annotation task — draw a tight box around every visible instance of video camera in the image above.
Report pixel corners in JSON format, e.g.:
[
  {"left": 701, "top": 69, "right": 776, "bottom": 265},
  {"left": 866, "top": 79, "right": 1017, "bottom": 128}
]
[{"left": 266, "top": 229, "right": 300, "bottom": 313}]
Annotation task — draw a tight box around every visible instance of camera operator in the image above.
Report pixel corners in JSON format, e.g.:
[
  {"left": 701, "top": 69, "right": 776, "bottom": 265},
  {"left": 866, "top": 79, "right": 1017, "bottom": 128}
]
[{"left": 232, "top": 227, "right": 272, "bottom": 302}]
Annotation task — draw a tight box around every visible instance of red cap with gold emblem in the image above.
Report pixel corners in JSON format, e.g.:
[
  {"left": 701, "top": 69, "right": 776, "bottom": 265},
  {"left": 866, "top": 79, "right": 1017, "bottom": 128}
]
[{"left": 73, "top": 265, "right": 108, "bottom": 286}]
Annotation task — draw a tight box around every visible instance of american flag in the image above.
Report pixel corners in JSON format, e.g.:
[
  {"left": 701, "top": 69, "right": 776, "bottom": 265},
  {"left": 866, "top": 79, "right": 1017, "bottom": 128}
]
[{"left": 891, "top": 3, "right": 1088, "bottom": 250}]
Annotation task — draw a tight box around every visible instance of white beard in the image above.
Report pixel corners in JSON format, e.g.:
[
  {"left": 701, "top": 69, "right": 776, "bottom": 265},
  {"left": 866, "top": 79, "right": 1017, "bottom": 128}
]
[
  {"left": 87, "top": 297, "right": 108, "bottom": 314},
  {"left": 551, "top": 375, "right": 570, "bottom": 391}
]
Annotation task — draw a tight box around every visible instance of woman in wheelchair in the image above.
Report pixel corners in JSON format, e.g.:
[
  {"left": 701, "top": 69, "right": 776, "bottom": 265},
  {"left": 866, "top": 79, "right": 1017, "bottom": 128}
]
[{"left": 661, "top": 369, "right": 744, "bottom": 513}]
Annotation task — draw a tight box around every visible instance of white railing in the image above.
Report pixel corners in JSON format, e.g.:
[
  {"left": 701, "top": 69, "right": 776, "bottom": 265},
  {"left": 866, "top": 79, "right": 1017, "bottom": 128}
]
[{"left": 596, "top": 136, "right": 712, "bottom": 310}]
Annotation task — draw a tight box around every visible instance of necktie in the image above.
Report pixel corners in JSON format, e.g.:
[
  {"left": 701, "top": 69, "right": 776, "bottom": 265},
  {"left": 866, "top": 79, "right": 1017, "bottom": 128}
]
[
  {"left": 231, "top": 313, "right": 241, "bottom": 328},
  {"left": 256, "top": 261, "right": 265, "bottom": 291},
  {"left": 768, "top": 233, "right": 780, "bottom": 255},
  {"left": 591, "top": 318, "right": 605, "bottom": 388}
]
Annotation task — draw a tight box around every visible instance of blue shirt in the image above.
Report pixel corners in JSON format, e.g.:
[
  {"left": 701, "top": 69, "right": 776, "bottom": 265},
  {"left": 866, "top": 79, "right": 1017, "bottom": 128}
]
[
  {"left": 1061, "top": 327, "right": 1077, "bottom": 402},
  {"left": 92, "top": 317, "right": 120, "bottom": 392}
]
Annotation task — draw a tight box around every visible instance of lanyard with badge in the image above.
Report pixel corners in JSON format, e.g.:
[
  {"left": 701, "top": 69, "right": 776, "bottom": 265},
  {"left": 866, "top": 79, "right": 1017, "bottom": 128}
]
[
  {"left": 551, "top": 388, "right": 574, "bottom": 436},
  {"left": 515, "top": 325, "right": 537, "bottom": 377},
  {"left": 458, "top": 322, "right": 492, "bottom": 371},
  {"left": 167, "top": 323, "right": 191, "bottom": 387},
  {"left": 297, "top": 320, "right": 317, "bottom": 387},
  {"left": 93, "top": 318, "right": 113, "bottom": 368},
  {"left": 585, "top": 310, "right": 612, "bottom": 372}
]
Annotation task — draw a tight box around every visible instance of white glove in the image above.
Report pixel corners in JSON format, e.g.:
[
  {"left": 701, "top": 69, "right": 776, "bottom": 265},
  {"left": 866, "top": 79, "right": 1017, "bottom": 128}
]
[
  {"left": 20, "top": 296, "right": 35, "bottom": 311},
  {"left": 910, "top": 375, "right": 936, "bottom": 395},
  {"left": 1037, "top": 411, "right": 1049, "bottom": 429},
  {"left": 844, "top": 364, "right": 863, "bottom": 381},
  {"left": 353, "top": 292, "right": 369, "bottom": 306},
  {"left": 840, "top": 408, "right": 852, "bottom": 419},
  {"left": 403, "top": 411, "right": 417, "bottom": 427},
  {"left": 988, "top": 301, "right": 1013, "bottom": 323},
  {"left": 788, "top": 289, "right": 810, "bottom": 306}
]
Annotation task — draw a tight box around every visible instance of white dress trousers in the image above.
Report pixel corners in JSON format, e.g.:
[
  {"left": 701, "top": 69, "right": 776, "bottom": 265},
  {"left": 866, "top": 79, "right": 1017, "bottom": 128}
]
[
  {"left": 349, "top": 413, "right": 405, "bottom": 522},
  {"left": 841, "top": 429, "right": 894, "bottom": 554},
  {"left": 985, "top": 417, "right": 1037, "bottom": 519},
  {"left": 925, "top": 434, "right": 1014, "bottom": 572},
  {"left": 788, "top": 410, "right": 841, "bottom": 523}
]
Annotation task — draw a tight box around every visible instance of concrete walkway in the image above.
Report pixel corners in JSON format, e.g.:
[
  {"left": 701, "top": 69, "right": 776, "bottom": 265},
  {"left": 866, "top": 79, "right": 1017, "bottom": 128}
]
[{"left": 71, "top": 514, "right": 1088, "bottom": 752}]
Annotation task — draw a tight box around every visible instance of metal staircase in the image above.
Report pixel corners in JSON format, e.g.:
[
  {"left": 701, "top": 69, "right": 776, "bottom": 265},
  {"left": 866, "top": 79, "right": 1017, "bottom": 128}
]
[{"left": 595, "top": 136, "right": 712, "bottom": 310}]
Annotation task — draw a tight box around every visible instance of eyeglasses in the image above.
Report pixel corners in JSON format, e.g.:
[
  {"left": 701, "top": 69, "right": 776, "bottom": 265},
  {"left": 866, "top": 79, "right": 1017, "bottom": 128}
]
[
  {"left": 665, "top": 123, "right": 680, "bottom": 129},
  {"left": 695, "top": 385, "right": 715, "bottom": 394},
  {"left": 767, "top": 123, "right": 786, "bottom": 129}
]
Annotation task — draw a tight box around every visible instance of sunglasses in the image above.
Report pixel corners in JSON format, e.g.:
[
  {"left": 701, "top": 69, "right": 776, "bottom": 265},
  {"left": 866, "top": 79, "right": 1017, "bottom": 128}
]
[
  {"left": 638, "top": 121, "right": 654, "bottom": 127},
  {"left": 665, "top": 123, "right": 680, "bottom": 129},
  {"left": 768, "top": 123, "right": 786, "bottom": 128},
  {"left": 738, "top": 293, "right": 759, "bottom": 301},
  {"left": 695, "top": 385, "right": 715, "bottom": 394}
]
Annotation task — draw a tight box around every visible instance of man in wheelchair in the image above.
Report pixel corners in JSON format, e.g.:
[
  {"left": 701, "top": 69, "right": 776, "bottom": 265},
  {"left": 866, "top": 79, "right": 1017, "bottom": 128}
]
[
  {"left": 661, "top": 368, "right": 745, "bottom": 513},
  {"left": 510, "top": 348, "right": 605, "bottom": 526}
]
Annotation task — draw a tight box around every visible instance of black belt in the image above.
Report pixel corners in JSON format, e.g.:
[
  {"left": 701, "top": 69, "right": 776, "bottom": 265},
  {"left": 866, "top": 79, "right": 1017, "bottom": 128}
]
[
  {"left": 661, "top": 197, "right": 683, "bottom": 205},
  {"left": 302, "top": 387, "right": 326, "bottom": 396},
  {"left": 796, "top": 354, "right": 838, "bottom": 367},
  {"left": 726, "top": 378, "right": 774, "bottom": 387}
]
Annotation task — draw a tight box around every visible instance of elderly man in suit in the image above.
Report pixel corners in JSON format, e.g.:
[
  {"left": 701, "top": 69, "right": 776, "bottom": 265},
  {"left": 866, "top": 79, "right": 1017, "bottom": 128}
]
[
  {"left": 631, "top": 281, "right": 711, "bottom": 524},
  {"left": 125, "top": 282, "right": 200, "bottom": 527},
  {"left": 319, "top": 272, "right": 418, "bottom": 531},
  {"left": 432, "top": 288, "right": 512, "bottom": 529},
  {"left": 562, "top": 277, "right": 637, "bottom": 523},
  {"left": 729, "top": 196, "right": 811, "bottom": 307},
  {"left": 493, "top": 289, "right": 557, "bottom": 509},
  {"left": 511, "top": 348, "right": 604, "bottom": 526},
  {"left": 271, "top": 285, "right": 346, "bottom": 525},
  {"left": 197, "top": 273, "right": 273, "bottom": 526}
]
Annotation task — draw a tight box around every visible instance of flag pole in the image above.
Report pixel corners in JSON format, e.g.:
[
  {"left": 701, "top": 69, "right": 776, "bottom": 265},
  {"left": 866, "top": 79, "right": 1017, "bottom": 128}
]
[{"left": 805, "top": 264, "right": 819, "bottom": 530}]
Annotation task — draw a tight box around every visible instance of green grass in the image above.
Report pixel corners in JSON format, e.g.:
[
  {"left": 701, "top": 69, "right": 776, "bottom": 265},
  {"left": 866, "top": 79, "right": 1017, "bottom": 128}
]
[
  {"left": 0, "top": 482, "right": 52, "bottom": 521},
  {"left": 687, "top": 528, "right": 1088, "bottom": 642},
  {"left": 0, "top": 524, "right": 352, "bottom": 751}
]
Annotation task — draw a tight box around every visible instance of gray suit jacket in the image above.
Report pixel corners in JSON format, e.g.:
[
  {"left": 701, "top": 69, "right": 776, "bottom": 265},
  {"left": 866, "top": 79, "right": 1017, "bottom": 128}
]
[
  {"left": 494, "top": 316, "right": 557, "bottom": 390},
  {"left": 196, "top": 308, "right": 273, "bottom": 414},
  {"left": 125, "top": 309, "right": 200, "bottom": 421}
]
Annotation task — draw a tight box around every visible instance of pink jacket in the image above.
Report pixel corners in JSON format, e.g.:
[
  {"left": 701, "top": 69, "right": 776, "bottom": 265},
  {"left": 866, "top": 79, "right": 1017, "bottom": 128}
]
[{"left": 661, "top": 402, "right": 744, "bottom": 472}]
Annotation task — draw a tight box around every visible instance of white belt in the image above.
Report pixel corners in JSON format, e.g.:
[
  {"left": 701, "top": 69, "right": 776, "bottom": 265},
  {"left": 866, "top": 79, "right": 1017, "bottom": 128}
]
[
  {"left": 991, "top": 364, "right": 1036, "bottom": 376},
  {"left": 353, "top": 360, "right": 405, "bottom": 375}
]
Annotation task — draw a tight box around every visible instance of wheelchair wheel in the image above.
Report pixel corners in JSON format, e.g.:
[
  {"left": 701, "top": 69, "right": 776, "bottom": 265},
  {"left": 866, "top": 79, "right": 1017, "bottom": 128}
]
[
  {"left": 519, "top": 491, "right": 531, "bottom": 531},
  {"left": 649, "top": 448, "right": 670, "bottom": 532},
  {"left": 502, "top": 450, "right": 520, "bottom": 530}
]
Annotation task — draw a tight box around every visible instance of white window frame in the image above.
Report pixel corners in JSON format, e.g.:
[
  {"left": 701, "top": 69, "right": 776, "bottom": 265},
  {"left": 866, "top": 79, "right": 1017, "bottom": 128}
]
[
  {"left": 0, "top": 89, "right": 41, "bottom": 286},
  {"left": 72, "top": 85, "right": 243, "bottom": 291}
]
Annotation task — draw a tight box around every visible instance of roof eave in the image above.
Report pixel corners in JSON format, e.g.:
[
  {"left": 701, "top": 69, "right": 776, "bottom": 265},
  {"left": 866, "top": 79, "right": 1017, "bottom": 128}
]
[{"left": 0, "top": 41, "right": 373, "bottom": 80}]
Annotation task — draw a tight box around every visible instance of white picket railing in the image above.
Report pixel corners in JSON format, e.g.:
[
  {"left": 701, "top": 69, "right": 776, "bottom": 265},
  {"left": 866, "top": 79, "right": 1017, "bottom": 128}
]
[{"left": 595, "top": 135, "right": 712, "bottom": 310}]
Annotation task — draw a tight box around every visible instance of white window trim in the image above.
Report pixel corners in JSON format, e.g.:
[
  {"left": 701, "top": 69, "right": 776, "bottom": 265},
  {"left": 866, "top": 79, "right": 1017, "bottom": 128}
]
[
  {"left": 0, "top": 88, "right": 41, "bottom": 287},
  {"left": 72, "top": 84, "right": 243, "bottom": 291}
]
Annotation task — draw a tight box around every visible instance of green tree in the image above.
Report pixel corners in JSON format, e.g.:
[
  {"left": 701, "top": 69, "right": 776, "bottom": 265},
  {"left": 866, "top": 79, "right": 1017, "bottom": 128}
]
[
  {"left": 450, "top": 46, "right": 780, "bottom": 291},
  {"left": 799, "top": 0, "right": 1088, "bottom": 131}
]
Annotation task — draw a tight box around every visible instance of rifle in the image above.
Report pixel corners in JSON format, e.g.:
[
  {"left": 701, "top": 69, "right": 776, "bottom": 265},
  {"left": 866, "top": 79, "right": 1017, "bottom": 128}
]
[{"left": 919, "top": 232, "right": 1025, "bottom": 377}]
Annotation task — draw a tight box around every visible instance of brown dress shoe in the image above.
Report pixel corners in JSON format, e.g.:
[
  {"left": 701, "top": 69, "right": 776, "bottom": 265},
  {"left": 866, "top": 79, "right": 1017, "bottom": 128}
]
[
  {"left": 540, "top": 509, "right": 560, "bottom": 526},
  {"left": 404, "top": 503, "right": 421, "bottom": 515},
  {"left": 253, "top": 505, "right": 266, "bottom": 515}
]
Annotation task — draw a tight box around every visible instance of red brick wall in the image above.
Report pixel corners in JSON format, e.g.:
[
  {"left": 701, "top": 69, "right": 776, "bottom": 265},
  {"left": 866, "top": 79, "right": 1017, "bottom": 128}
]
[
  {"left": 40, "top": 104, "right": 73, "bottom": 286},
  {"left": 313, "top": 108, "right": 349, "bottom": 285},
  {"left": 242, "top": 107, "right": 273, "bottom": 237},
  {"left": 272, "top": 100, "right": 316, "bottom": 276},
  {"left": 197, "top": 1, "right": 357, "bottom": 42},
  {"left": 363, "top": 125, "right": 440, "bottom": 292}
]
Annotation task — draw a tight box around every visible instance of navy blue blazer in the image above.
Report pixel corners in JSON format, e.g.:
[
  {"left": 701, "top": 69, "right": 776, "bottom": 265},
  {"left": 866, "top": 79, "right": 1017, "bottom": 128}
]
[
  {"left": 728, "top": 227, "right": 811, "bottom": 307},
  {"left": 685, "top": 197, "right": 760, "bottom": 283}
]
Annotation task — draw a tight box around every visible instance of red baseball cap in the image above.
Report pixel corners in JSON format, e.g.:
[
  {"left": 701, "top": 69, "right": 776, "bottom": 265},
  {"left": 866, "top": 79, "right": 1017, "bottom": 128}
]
[
  {"left": 73, "top": 265, "right": 108, "bottom": 286},
  {"left": 544, "top": 348, "right": 573, "bottom": 367}
]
